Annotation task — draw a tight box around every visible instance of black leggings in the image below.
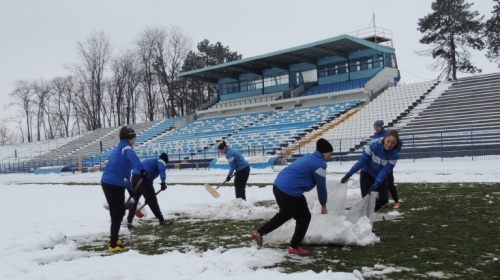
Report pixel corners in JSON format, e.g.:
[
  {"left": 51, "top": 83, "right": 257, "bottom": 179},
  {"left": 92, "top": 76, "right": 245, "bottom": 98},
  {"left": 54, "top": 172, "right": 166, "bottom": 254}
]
[
  {"left": 127, "top": 174, "right": 164, "bottom": 224},
  {"left": 257, "top": 185, "right": 311, "bottom": 249},
  {"left": 102, "top": 182, "right": 125, "bottom": 247},
  {"left": 234, "top": 166, "right": 250, "bottom": 200},
  {"left": 360, "top": 170, "right": 389, "bottom": 211},
  {"left": 386, "top": 172, "right": 399, "bottom": 203}
]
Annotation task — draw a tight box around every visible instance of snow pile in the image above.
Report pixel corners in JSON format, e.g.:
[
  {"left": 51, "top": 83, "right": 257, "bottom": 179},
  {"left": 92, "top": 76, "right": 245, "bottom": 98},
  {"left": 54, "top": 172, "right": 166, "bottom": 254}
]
[
  {"left": 189, "top": 198, "right": 277, "bottom": 220},
  {"left": 264, "top": 183, "right": 380, "bottom": 246},
  {"left": 265, "top": 214, "right": 379, "bottom": 246}
]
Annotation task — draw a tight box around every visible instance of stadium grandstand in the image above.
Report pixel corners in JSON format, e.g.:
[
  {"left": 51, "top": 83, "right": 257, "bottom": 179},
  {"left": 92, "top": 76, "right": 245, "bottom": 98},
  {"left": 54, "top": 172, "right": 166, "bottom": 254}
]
[{"left": 1, "top": 27, "right": 499, "bottom": 174}]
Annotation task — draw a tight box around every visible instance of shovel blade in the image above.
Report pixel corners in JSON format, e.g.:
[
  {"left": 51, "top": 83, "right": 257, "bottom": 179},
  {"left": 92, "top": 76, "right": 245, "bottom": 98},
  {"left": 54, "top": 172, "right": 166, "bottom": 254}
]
[
  {"left": 135, "top": 209, "right": 145, "bottom": 218},
  {"left": 205, "top": 183, "right": 220, "bottom": 198}
]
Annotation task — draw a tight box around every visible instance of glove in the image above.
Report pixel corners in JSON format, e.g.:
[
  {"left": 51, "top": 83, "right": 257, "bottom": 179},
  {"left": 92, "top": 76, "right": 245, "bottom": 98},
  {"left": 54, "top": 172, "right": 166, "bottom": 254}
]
[
  {"left": 226, "top": 175, "right": 232, "bottom": 182},
  {"left": 368, "top": 186, "right": 377, "bottom": 195},
  {"left": 160, "top": 182, "right": 167, "bottom": 191},
  {"left": 140, "top": 169, "right": 148, "bottom": 179},
  {"left": 340, "top": 174, "right": 351, "bottom": 184}
]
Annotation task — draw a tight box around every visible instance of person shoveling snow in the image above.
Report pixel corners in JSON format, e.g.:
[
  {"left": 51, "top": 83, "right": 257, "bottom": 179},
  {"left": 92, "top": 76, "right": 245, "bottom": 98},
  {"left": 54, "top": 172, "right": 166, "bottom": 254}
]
[{"left": 250, "top": 138, "right": 333, "bottom": 255}]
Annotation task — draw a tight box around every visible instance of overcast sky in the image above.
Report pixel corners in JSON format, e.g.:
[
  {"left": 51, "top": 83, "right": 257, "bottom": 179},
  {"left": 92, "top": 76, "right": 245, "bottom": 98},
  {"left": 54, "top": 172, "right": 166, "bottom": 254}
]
[{"left": 0, "top": 0, "right": 497, "bottom": 122}]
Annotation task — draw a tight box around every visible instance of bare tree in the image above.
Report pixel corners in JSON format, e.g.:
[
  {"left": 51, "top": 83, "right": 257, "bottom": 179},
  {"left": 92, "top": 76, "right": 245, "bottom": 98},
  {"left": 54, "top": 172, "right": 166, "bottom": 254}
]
[
  {"left": 150, "top": 26, "right": 192, "bottom": 118},
  {"left": 110, "top": 49, "right": 141, "bottom": 125},
  {"left": 72, "top": 77, "right": 93, "bottom": 131},
  {"left": 101, "top": 79, "right": 113, "bottom": 127},
  {"left": 8, "top": 80, "right": 34, "bottom": 142},
  {"left": 124, "top": 52, "right": 141, "bottom": 124},
  {"left": 110, "top": 56, "right": 125, "bottom": 126},
  {"left": 0, "top": 120, "right": 20, "bottom": 145},
  {"left": 136, "top": 28, "right": 162, "bottom": 121},
  {"left": 52, "top": 76, "right": 75, "bottom": 137},
  {"left": 69, "top": 31, "right": 113, "bottom": 130},
  {"left": 31, "top": 79, "right": 53, "bottom": 140}
]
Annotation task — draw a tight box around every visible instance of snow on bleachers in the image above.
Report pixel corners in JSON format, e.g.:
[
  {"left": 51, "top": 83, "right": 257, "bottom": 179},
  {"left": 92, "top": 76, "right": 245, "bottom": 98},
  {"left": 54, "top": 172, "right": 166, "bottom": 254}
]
[
  {"left": 295, "top": 81, "right": 437, "bottom": 154},
  {"left": 0, "top": 135, "right": 83, "bottom": 162},
  {"left": 82, "top": 117, "right": 184, "bottom": 166}
]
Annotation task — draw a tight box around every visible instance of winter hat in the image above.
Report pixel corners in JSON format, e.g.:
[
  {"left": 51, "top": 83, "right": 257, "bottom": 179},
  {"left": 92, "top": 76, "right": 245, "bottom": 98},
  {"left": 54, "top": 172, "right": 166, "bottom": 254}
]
[
  {"left": 218, "top": 141, "right": 227, "bottom": 150},
  {"left": 159, "top": 152, "right": 169, "bottom": 164},
  {"left": 316, "top": 138, "right": 333, "bottom": 153},
  {"left": 373, "top": 120, "right": 384, "bottom": 128}
]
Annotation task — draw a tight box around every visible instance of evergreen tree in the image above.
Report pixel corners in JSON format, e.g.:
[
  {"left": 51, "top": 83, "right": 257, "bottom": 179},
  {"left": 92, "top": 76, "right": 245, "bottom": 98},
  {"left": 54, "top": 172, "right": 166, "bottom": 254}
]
[
  {"left": 196, "top": 39, "right": 242, "bottom": 66},
  {"left": 417, "top": 0, "right": 484, "bottom": 80},
  {"left": 485, "top": 0, "right": 500, "bottom": 67},
  {"left": 181, "top": 40, "right": 242, "bottom": 105}
]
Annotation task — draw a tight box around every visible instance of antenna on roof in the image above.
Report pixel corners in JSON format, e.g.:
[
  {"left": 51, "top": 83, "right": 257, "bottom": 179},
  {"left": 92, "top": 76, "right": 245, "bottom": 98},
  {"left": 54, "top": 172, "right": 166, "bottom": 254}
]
[
  {"left": 368, "top": 13, "right": 375, "bottom": 28},
  {"left": 347, "top": 14, "right": 393, "bottom": 47}
]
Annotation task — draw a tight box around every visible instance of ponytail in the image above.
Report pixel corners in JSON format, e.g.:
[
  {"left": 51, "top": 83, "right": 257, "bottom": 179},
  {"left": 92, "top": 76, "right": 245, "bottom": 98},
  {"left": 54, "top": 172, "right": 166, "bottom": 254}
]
[
  {"left": 119, "top": 126, "right": 136, "bottom": 140},
  {"left": 218, "top": 141, "right": 227, "bottom": 150}
]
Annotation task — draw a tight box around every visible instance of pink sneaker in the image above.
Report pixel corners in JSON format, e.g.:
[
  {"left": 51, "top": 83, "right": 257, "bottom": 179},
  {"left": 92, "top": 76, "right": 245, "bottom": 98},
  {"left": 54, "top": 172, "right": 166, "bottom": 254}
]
[
  {"left": 251, "top": 230, "right": 263, "bottom": 247},
  {"left": 393, "top": 202, "right": 400, "bottom": 209},
  {"left": 288, "top": 247, "right": 310, "bottom": 255}
]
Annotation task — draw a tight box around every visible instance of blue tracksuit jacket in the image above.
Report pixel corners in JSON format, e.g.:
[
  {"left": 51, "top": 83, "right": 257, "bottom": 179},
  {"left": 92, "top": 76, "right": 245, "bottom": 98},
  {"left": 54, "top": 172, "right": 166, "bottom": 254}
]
[
  {"left": 274, "top": 150, "right": 328, "bottom": 205},
  {"left": 132, "top": 158, "right": 167, "bottom": 182},
  {"left": 347, "top": 141, "right": 399, "bottom": 188},
  {"left": 101, "top": 139, "right": 143, "bottom": 189},
  {"left": 370, "top": 128, "right": 388, "bottom": 144},
  {"left": 225, "top": 148, "right": 249, "bottom": 176}
]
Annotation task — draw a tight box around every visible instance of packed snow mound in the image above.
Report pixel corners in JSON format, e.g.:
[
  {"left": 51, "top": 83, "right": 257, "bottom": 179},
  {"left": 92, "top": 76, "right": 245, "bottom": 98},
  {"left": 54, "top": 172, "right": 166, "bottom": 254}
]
[
  {"left": 265, "top": 182, "right": 380, "bottom": 246},
  {"left": 265, "top": 211, "right": 380, "bottom": 246},
  {"left": 189, "top": 198, "right": 277, "bottom": 220}
]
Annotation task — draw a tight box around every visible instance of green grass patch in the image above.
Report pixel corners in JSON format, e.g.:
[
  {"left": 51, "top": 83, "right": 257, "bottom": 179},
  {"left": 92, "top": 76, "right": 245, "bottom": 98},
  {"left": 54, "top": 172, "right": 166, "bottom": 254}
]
[{"left": 79, "top": 182, "right": 500, "bottom": 279}]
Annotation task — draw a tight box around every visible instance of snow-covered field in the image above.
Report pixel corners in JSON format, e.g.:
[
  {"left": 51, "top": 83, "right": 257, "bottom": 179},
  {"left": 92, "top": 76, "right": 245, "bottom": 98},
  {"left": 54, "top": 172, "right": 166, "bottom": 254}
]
[{"left": 0, "top": 159, "right": 499, "bottom": 279}]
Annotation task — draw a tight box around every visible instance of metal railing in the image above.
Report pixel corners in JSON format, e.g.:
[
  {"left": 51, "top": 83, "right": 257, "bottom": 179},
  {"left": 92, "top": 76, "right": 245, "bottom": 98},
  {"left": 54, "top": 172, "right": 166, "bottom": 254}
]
[{"left": 1, "top": 127, "right": 499, "bottom": 173}]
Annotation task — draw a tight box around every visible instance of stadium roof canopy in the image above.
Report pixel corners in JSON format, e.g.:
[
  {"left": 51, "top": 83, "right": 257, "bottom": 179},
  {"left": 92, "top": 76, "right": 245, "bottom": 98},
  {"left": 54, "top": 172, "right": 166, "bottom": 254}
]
[{"left": 179, "top": 34, "right": 395, "bottom": 83}]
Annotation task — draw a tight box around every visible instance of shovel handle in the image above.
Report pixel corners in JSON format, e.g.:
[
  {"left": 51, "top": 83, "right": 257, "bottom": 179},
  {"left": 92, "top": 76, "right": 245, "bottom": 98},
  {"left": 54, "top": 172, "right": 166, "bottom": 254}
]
[
  {"left": 215, "top": 175, "right": 234, "bottom": 191},
  {"left": 125, "top": 178, "right": 143, "bottom": 205},
  {"left": 137, "top": 189, "right": 163, "bottom": 211}
]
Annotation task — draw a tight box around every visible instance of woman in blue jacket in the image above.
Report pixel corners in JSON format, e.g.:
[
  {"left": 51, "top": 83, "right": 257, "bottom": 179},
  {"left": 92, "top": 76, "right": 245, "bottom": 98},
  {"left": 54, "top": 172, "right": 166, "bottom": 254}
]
[
  {"left": 101, "top": 126, "right": 145, "bottom": 253},
  {"left": 251, "top": 138, "right": 333, "bottom": 255},
  {"left": 371, "top": 120, "right": 401, "bottom": 209},
  {"left": 218, "top": 141, "right": 250, "bottom": 200},
  {"left": 127, "top": 153, "right": 170, "bottom": 227},
  {"left": 371, "top": 120, "right": 388, "bottom": 143},
  {"left": 341, "top": 130, "right": 401, "bottom": 211}
]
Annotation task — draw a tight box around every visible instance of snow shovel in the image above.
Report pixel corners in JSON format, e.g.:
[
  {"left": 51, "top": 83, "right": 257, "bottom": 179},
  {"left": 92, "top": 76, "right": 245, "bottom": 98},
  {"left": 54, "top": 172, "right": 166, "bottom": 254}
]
[
  {"left": 124, "top": 178, "right": 143, "bottom": 206},
  {"left": 135, "top": 189, "right": 163, "bottom": 218},
  {"left": 205, "top": 175, "right": 233, "bottom": 198}
]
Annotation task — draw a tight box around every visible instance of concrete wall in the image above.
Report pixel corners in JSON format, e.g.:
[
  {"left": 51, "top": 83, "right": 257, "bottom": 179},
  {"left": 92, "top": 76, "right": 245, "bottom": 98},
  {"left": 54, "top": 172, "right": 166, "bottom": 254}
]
[
  {"left": 364, "top": 67, "right": 400, "bottom": 94},
  {"left": 220, "top": 89, "right": 262, "bottom": 100},
  {"left": 264, "top": 84, "right": 289, "bottom": 94}
]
